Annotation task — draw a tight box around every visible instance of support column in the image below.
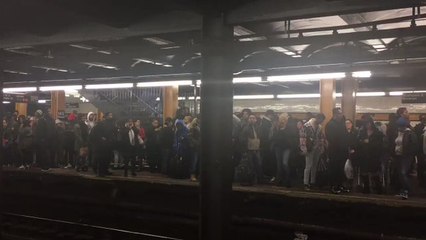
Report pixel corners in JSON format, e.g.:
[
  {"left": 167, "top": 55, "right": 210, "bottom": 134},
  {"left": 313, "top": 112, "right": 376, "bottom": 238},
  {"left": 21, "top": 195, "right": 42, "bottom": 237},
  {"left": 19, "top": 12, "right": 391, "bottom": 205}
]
[
  {"left": 162, "top": 86, "right": 178, "bottom": 121},
  {"left": 320, "top": 79, "right": 336, "bottom": 124},
  {"left": 15, "top": 103, "right": 28, "bottom": 117},
  {"left": 0, "top": 76, "right": 4, "bottom": 169},
  {"left": 200, "top": 13, "right": 234, "bottom": 240},
  {"left": 51, "top": 91, "right": 66, "bottom": 120},
  {"left": 341, "top": 77, "right": 358, "bottom": 122}
]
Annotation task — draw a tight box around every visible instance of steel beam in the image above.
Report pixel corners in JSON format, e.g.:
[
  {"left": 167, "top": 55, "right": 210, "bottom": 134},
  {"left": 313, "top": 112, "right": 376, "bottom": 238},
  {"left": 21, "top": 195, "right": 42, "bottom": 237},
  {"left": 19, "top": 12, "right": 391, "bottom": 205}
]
[
  {"left": 228, "top": 0, "right": 423, "bottom": 24},
  {"left": 199, "top": 13, "right": 234, "bottom": 240}
]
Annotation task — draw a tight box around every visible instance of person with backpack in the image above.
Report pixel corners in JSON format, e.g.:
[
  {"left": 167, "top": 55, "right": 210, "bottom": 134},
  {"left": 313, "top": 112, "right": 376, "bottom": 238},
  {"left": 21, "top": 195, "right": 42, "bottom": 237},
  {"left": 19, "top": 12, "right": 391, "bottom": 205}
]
[{"left": 394, "top": 117, "right": 418, "bottom": 200}]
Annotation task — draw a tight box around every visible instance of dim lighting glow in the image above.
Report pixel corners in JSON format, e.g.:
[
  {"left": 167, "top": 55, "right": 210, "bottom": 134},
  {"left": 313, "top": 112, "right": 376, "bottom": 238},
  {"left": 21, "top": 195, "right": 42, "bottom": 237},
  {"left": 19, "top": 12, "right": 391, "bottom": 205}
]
[
  {"left": 233, "top": 77, "right": 262, "bottom": 83},
  {"left": 277, "top": 94, "right": 320, "bottom": 99},
  {"left": 3, "top": 87, "right": 37, "bottom": 93},
  {"left": 352, "top": 71, "right": 372, "bottom": 78},
  {"left": 85, "top": 83, "right": 133, "bottom": 89},
  {"left": 356, "top": 92, "right": 386, "bottom": 97},
  {"left": 268, "top": 72, "right": 346, "bottom": 82},
  {"left": 137, "top": 81, "right": 192, "bottom": 87},
  {"left": 40, "top": 85, "right": 82, "bottom": 91},
  {"left": 233, "top": 95, "right": 274, "bottom": 100}
]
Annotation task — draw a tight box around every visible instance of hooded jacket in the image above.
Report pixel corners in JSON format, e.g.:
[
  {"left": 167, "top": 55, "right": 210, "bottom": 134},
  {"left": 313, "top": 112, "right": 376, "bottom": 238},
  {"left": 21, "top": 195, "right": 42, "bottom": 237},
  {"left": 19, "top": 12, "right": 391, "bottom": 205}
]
[{"left": 86, "top": 112, "right": 96, "bottom": 133}]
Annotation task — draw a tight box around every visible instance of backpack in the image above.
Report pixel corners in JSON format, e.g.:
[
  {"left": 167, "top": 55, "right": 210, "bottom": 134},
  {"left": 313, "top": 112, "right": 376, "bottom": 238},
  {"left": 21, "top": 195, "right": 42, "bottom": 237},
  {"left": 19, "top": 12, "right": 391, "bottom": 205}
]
[{"left": 234, "top": 153, "right": 255, "bottom": 186}]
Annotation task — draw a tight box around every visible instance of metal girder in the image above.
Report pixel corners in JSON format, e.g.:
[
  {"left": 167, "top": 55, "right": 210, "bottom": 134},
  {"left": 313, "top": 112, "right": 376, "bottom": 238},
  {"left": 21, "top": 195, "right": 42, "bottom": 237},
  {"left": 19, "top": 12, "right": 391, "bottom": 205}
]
[
  {"left": 228, "top": 0, "right": 424, "bottom": 24},
  {"left": 235, "top": 25, "right": 426, "bottom": 52}
]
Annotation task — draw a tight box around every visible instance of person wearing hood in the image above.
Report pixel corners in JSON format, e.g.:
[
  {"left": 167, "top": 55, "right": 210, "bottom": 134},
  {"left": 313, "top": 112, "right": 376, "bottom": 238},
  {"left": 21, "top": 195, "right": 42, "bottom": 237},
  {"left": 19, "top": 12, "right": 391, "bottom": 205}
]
[
  {"left": 394, "top": 117, "right": 418, "bottom": 200},
  {"left": 86, "top": 112, "right": 97, "bottom": 134}
]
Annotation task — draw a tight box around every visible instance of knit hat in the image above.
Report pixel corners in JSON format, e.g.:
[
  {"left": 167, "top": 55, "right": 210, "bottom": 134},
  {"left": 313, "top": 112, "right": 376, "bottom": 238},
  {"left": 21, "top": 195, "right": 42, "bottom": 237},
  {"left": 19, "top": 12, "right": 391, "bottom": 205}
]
[
  {"left": 396, "top": 117, "right": 410, "bottom": 128},
  {"left": 35, "top": 109, "right": 43, "bottom": 116}
]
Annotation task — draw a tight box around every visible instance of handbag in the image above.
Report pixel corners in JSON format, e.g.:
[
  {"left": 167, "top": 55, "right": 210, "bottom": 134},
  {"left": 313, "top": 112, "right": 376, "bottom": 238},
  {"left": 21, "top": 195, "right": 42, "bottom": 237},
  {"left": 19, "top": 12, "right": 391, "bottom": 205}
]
[{"left": 247, "top": 127, "right": 260, "bottom": 151}]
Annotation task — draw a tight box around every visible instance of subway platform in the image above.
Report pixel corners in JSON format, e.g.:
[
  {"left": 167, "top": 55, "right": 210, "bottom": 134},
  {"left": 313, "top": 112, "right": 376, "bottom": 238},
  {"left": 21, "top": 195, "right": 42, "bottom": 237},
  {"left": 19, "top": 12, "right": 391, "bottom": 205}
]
[{"left": 1, "top": 167, "right": 426, "bottom": 240}]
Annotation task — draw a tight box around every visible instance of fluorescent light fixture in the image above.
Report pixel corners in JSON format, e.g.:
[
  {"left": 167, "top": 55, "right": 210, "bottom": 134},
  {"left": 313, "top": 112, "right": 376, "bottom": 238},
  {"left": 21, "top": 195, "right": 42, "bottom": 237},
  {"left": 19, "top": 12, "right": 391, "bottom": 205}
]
[
  {"left": 137, "top": 80, "right": 192, "bottom": 87},
  {"left": 268, "top": 72, "right": 346, "bottom": 82},
  {"left": 233, "top": 77, "right": 262, "bottom": 83},
  {"left": 356, "top": 92, "right": 386, "bottom": 97},
  {"left": 389, "top": 91, "right": 410, "bottom": 96},
  {"left": 3, "top": 101, "right": 11, "bottom": 104},
  {"left": 85, "top": 83, "right": 133, "bottom": 89},
  {"left": 3, "top": 87, "right": 37, "bottom": 93},
  {"left": 188, "top": 96, "right": 201, "bottom": 100},
  {"left": 389, "top": 90, "right": 426, "bottom": 96},
  {"left": 352, "top": 71, "right": 371, "bottom": 78},
  {"left": 234, "top": 95, "right": 274, "bottom": 100},
  {"left": 277, "top": 93, "right": 320, "bottom": 99},
  {"left": 38, "top": 100, "right": 47, "bottom": 104},
  {"left": 178, "top": 97, "right": 186, "bottom": 100},
  {"left": 40, "top": 85, "right": 82, "bottom": 91}
]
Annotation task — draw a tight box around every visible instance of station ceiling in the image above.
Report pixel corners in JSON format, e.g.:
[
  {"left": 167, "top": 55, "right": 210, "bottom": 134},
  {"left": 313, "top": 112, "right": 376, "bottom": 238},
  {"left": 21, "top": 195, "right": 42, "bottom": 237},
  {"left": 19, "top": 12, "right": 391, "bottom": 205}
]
[{"left": 1, "top": 0, "right": 426, "bottom": 95}]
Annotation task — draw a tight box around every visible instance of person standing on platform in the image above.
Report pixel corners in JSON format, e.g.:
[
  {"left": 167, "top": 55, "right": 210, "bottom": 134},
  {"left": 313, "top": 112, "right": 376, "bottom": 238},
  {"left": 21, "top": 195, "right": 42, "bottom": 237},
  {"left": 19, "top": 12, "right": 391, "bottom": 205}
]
[
  {"left": 270, "top": 113, "right": 294, "bottom": 187},
  {"left": 345, "top": 119, "right": 359, "bottom": 189},
  {"left": 414, "top": 114, "right": 426, "bottom": 188},
  {"left": 119, "top": 119, "right": 139, "bottom": 177},
  {"left": 17, "top": 119, "right": 33, "bottom": 169},
  {"left": 34, "top": 110, "right": 51, "bottom": 171},
  {"left": 90, "top": 112, "right": 115, "bottom": 177},
  {"left": 357, "top": 117, "right": 384, "bottom": 194},
  {"left": 160, "top": 118, "right": 175, "bottom": 175},
  {"left": 325, "top": 107, "right": 349, "bottom": 194},
  {"left": 394, "top": 117, "right": 418, "bottom": 200},
  {"left": 145, "top": 118, "right": 162, "bottom": 172},
  {"left": 188, "top": 118, "right": 201, "bottom": 181},
  {"left": 241, "top": 114, "right": 264, "bottom": 184},
  {"left": 303, "top": 114, "right": 326, "bottom": 191},
  {"left": 259, "top": 110, "right": 275, "bottom": 179}
]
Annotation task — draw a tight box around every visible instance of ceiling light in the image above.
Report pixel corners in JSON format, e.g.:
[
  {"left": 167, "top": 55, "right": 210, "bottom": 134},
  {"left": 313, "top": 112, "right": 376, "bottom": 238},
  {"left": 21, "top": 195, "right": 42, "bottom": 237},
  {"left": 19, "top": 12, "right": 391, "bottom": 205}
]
[
  {"left": 188, "top": 96, "right": 201, "bottom": 100},
  {"left": 3, "top": 87, "right": 37, "bottom": 93},
  {"left": 178, "top": 97, "right": 186, "bottom": 100},
  {"left": 38, "top": 100, "right": 47, "bottom": 104},
  {"left": 144, "top": 37, "right": 172, "bottom": 45},
  {"left": 234, "top": 95, "right": 274, "bottom": 100},
  {"left": 389, "top": 91, "right": 409, "bottom": 96},
  {"left": 268, "top": 73, "right": 346, "bottom": 82},
  {"left": 70, "top": 44, "right": 94, "bottom": 50},
  {"left": 3, "top": 69, "right": 30, "bottom": 75},
  {"left": 277, "top": 94, "right": 320, "bottom": 99},
  {"left": 40, "top": 85, "right": 82, "bottom": 91},
  {"left": 3, "top": 101, "right": 11, "bottom": 104},
  {"left": 83, "top": 62, "right": 119, "bottom": 70},
  {"left": 352, "top": 71, "right": 371, "bottom": 78},
  {"left": 389, "top": 90, "right": 426, "bottom": 96},
  {"left": 356, "top": 92, "right": 386, "bottom": 97},
  {"left": 233, "top": 77, "right": 262, "bottom": 83},
  {"left": 137, "top": 81, "right": 192, "bottom": 87},
  {"left": 85, "top": 83, "right": 133, "bottom": 89}
]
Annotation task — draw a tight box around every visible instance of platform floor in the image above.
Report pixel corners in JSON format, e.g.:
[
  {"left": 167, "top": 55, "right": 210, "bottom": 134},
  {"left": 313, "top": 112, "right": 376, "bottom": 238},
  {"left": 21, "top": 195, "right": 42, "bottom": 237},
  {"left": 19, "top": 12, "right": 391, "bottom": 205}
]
[{"left": 2, "top": 166, "right": 426, "bottom": 208}]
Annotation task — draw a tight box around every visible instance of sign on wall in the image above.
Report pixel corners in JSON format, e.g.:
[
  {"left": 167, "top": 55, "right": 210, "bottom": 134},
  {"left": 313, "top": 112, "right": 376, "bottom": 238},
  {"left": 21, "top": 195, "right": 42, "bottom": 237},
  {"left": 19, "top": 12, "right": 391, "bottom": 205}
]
[{"left": 402, "top": 93, "right": 426, "bottom": 104}]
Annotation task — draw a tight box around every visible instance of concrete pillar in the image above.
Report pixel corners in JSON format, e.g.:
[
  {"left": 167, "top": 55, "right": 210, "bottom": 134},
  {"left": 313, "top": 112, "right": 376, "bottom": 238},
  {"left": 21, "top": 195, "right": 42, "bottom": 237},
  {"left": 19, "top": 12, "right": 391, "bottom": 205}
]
[
  {"left": 341, "top": 77, "right": 358, "bottom": 122},
  {"left": 15, "top": 103, "right": 28, "bottom": 117},
  {"left": 162, "top": 86, "right": 178, "bottom": 121},
  {"left": 51, "top": 91, "right": 65, "bottom": 120},
  {"left": 320, "top": 79, "right": 336, "bottom": 124},
  {"left": 199, "top": 13, "right": 234, "bottom": 240}
]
